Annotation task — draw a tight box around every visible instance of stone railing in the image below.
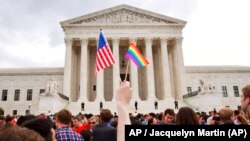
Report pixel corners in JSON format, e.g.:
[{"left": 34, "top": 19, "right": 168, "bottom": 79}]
[
  {"left": 57, "top": 93, "right": 69, "bottom": 101},
  {"left": 182, "top": 90, "right": 200, "bottom": 99}
]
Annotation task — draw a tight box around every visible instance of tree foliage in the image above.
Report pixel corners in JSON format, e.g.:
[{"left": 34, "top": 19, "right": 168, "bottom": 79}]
[{"left": 0, "top": 107, "right": 4, "bottom": 115}]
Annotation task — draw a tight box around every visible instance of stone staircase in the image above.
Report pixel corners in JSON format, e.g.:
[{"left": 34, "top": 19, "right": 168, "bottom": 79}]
[
  {"left": 39, "top": 90, "right": 223, "bottom": 115},
  {"left": 182, "top": 90, "right": 222, "bottom": 112}
]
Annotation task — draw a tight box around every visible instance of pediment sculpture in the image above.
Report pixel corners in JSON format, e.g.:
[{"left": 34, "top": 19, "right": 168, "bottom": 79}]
[{"left": 71, "top": 9, "right": 175, "bottom": 24}]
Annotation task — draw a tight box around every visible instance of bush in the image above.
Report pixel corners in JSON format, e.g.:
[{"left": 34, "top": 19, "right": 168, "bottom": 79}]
[{"left": 0, "top": 107, "right": 4, "bottom": 115}]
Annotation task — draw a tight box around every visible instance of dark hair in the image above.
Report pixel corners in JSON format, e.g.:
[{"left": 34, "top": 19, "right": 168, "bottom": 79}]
[
  {"left": 212, "top": 116, "right": 220, "bottom": 121},
  {"left": 100, "top": 109, "right": 112, "bottom": 122},
  {"left": 56, "top": 109, "right": 72, "bottom": 124},
  {"left": 149, "top": 112, "right": 156, "bottom": 118},
  {"left": 110, "top": 119, "right": 118, "bottom": 128},
  {"left": 21, "top": 118, "right": 53, "bottom": 141},
  {"left": 80, "top": 129, "right": 92, "bottom": 141},
  {"left": 5, "top": 115, "right": 14, "bottom": 123},
  {"left": 164, "top": 109, "right": 175, "bottom": 116},
  {"left": 176, "top": 107, "right": 199, "bottom": 125},
  {"left": 16, "top": 115, "right": 36, "bottom": 126},
  {"left": 242, "top": 85, "right": 250, "bottom": 99},
  {"left": 0, "top": 124, "right": 45, "bottom": 141},
  {"left": 234, "top": 110, "right": 240, "bottom": 116}
]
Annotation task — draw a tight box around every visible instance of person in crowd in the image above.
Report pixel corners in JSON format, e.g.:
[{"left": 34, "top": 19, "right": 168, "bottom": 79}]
[
  {"left": 92, "top": 109, "right": 117, "bottom": 141},
  {"left": 81, "top": 102, "right": 85, "bottom": 111},
  {"left": 236, "top": 114, "right": 249, "bottom": 125},
  {"left": 5, "top": 115, "right": 16, "bottom": 125},
  {"left": 218, "top": 107, "right": 235, "bottom": 125},
  {"left": 174, "top": 100, "right": 178, "bottom": 109},
  {"left": 110, "top": 119, "right": 118, "bottom": 128},
  {"left": 55, "top": 109, "right": 84, "bottom": 141},
  {"left": 16, "top": 115, "right": 36, "bottom": 126},
  {"left": 72, "top": 115, "right": 89, "bottom": 134},
  {"left": 89, "top": 116, "right": 99, "bottom": 128},
  {"left": 134, "top": 100, "right": 138, "bottom": 111},
  {"left": 80, "top": 128, "right": 92, "bottom": 141},
  {"left": 154, "top": 100, "right": 158, "bottom": 110},
  {"left": 176, "top": 107, "right": 199, "bottom": 125},
  {"left": 147, "top": 118, "right": 155, "bottom": 125},
  {"left": 163, "top": 109, "right": 175, "bottom": 125},
  {"left": 241, "top": 85, "right": 250, "bottom": 115},
  {"left": 100, "top": 101, "right": 103, "bottom": 111},
  {"left": 0, "top": 115, "right": 5, "bottom": 126},
  {"left": 155, "top": 113, "right": 164, "bottom": 125},
  {"left": 206, "top": 109, "right": 218, "bottom": 125},
  {"left": 21, "top": 117, "right": 56, "bottom": 141},
  {"left": 0, "top": 124, "right": 45, "bottom": 141},
  {"left": 196, "top": 112, "right": 203, "bottom": 125},
  {"left": 38, "top": 113, "right": 48, "bottom": 119}
]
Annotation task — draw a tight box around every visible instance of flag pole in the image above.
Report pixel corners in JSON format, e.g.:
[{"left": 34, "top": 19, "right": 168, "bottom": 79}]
[{"left": 124, "top": 61, "right": 130, "bottom": 81}]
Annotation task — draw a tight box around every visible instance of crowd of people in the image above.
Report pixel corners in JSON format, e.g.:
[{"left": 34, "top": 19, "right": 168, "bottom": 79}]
[{"left": 0, "top": 82, "right": 250, "bottom": 141}]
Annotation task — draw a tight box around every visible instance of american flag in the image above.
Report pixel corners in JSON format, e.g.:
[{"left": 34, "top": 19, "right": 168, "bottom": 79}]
[{"left": 94, "top": 31, "right": 115, "bottom": 75}]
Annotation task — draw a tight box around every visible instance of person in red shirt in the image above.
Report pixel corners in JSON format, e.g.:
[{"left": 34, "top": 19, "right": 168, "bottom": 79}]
[{"left": 72, "top": 115, "right": 90, "bottom": 133}]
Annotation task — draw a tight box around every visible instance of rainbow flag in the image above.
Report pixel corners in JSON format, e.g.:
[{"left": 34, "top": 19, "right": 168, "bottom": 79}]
[{"left": 125, "top": 42, "right": 149, "bottom": 68}]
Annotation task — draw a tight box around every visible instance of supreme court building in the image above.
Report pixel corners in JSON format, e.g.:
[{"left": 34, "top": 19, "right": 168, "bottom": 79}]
[{"left": 0, "top": 5, "right": 250, "bottom": 115}]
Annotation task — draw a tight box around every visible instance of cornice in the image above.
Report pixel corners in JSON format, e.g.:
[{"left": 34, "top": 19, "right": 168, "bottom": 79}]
[
  {"left": 185, "top": 66, "right": 250, "bottom": 73},
  {"left": 0, "top": 67, "right": 64, "bottom": 76}
]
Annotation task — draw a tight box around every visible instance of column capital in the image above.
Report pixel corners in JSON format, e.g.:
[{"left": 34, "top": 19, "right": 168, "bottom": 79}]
[
  {"left": 129, "top": 37, "right": 137, "bottom": 43},
  {"left": 64, "top": 38, "right": 73, "bottom": 46},
  {"left": 160, "top": 37, "right": 169, "bottom": 43},
  {"left": 144, "top": 37, "right": 153, "bottom": 44},
  {"left": 175, "top": 37, "right": 183, "bottom": 44},
  {"left": 112, "top": 37, "right": 120, "bottom": 45},
  {"left": 80, "top": 38, "right": 89, "bottom": 45}
]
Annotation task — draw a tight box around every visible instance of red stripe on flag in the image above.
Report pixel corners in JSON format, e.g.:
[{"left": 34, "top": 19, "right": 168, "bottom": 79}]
[
  {"left": 101, "top": 47, "right": 112, "bottom": 66},
  {"left": 94, "top": 31, "right": 115, "bottom": 75},
  {"left": 98, "top": 49, "right": 108, "bottom": 67}
]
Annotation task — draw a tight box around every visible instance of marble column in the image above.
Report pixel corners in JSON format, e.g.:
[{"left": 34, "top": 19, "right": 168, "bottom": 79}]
[
  {"left": 79, "top": 38, "right": 89, "bottom": 102},
  {"left": 112, "top": 38, "right": 120, "bottom": 101},
  {"left": 173, "top": 38, "right": 186, "bottom": 100},
  {"left": 63, "top": 38, "right": 72, "bottom": 99},
  {"left": 160, "top": 38, "right": 172, "bottom": 98},
  {"left": 145, "top": 38, "right": 156, "bottom": 100},
  {"left": 96, "top": 38, "right": 104, "bottom": 101},
  {"left": 168, "top": 51, "right": 176, "bottom": 99},
  {"left": 129, "top": 38, "right": 139, "bottom": 100}
]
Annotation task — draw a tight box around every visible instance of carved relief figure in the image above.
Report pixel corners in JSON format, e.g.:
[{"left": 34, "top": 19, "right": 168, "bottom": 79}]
[{"left": 72, "top": 9, "right": 172, "bottom": 24}]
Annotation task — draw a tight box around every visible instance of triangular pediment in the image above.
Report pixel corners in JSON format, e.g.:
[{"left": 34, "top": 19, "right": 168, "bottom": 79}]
[{"left": 61, "top": 4, "right": 186, "bottom": 26}]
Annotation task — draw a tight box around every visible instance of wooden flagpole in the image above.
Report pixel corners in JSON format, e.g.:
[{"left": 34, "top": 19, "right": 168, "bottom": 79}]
[{"left": 124, "top": 61, "right": 130, "bottom": 82}]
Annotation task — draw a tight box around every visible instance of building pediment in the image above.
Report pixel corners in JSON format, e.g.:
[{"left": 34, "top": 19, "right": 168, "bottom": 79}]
[{"left": 61, "top": 4, "right": 186, "bottom": 26}]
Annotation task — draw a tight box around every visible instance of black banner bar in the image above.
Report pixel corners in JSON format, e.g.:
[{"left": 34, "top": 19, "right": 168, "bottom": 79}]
[{"left": 125, "top": 125, "right": 250, "bottom": 141}]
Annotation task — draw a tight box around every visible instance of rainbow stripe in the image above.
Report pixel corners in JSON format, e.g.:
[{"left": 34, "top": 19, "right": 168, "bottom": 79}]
[{"left": 125, "top": 42, "right": 149, "bottom": 68}]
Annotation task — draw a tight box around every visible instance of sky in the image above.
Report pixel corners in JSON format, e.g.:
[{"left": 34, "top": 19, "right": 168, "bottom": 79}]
[{"left": 0, "top": 0, "right": 249, "bottom": 68}]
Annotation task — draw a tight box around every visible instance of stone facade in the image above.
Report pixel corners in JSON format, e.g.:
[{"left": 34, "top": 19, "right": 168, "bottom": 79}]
[
  {"left": 0, "top": 5, "right": 249, "bottom": 115},
  {"left": 0, "top": 66, "right": 250, "bottom": 115},
  {"left": 0, "top": 68, "right": 64, "bottom": 115}
]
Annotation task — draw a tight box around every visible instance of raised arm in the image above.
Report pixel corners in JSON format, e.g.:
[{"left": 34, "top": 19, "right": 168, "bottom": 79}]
[{"left": 115, "top": 81, "right": 132, "bottom": 141}]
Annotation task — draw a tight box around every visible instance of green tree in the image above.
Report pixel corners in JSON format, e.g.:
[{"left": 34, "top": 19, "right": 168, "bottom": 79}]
[{"left": 0, "top": 107, "right": 4, "bottom": 115}]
